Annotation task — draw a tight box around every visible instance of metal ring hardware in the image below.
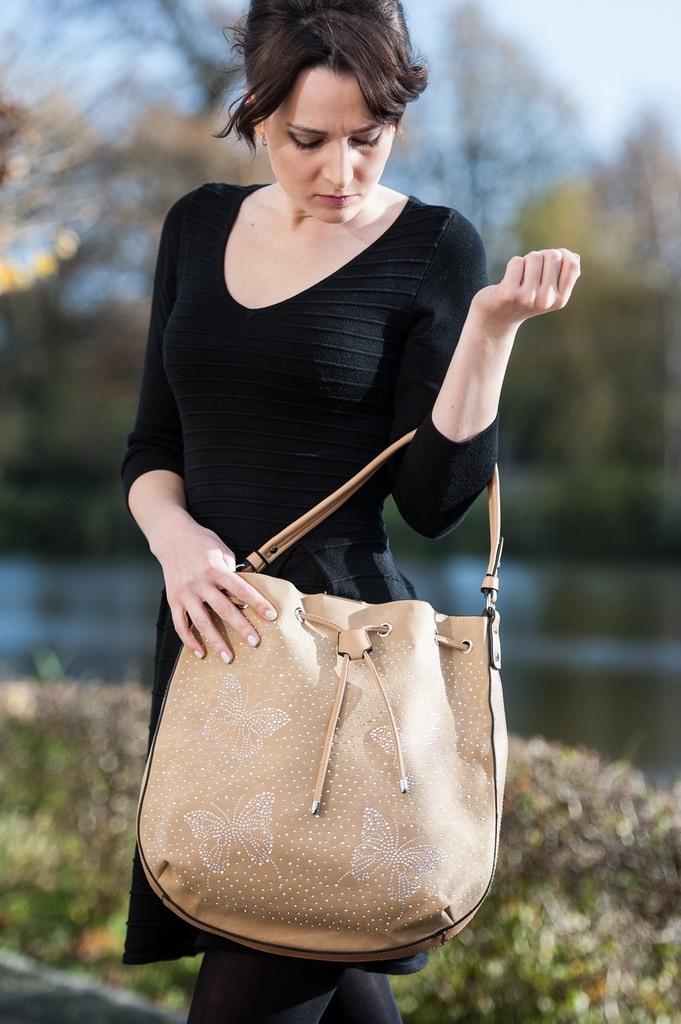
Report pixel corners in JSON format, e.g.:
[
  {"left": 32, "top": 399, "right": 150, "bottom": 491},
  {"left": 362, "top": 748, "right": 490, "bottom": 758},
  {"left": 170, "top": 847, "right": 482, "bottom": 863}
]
[
  {"left": 376, "top": 622, "right": 393, "bottom": 637},
  {"left": 434, "top": 631, "right": 475, "bottom": 654}
]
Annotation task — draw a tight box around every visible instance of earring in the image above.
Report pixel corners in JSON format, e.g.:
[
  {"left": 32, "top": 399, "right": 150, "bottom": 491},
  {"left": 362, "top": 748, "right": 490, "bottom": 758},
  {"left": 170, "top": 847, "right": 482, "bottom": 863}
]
[{"left": 261, "top": 136, "right": 268, "bottom": 147}]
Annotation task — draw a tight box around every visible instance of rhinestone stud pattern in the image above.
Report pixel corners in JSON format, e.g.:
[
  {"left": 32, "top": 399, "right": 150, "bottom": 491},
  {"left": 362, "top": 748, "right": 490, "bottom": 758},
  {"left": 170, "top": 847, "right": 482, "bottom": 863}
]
[{"left": 137, "top": 573, "right": 507, "bottom": 960}]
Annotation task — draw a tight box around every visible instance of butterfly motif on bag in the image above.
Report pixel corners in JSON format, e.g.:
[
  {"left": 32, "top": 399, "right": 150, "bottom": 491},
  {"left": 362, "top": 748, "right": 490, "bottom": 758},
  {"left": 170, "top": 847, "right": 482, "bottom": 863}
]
[
  {"left": 369, "top": 709, "right": 449, "bottom": 787},
  {"left": 348, "top": 807, "right": 445, "bottom": 904},
  {"left": 185, "top": 792, "right": 277, "bottom": 874},
  {"left": 203, "top": 674, "right": 290, "bottom": 760}
]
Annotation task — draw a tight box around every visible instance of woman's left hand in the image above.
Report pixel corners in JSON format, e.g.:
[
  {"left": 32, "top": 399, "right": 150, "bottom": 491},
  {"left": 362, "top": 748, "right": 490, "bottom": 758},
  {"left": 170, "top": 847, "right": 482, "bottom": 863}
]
[
  {"left": 430, "top": 247, "right": 580, "bottom": 441},
  {"left": 472, "top": 248, "right": 581, "bottom": 341}
]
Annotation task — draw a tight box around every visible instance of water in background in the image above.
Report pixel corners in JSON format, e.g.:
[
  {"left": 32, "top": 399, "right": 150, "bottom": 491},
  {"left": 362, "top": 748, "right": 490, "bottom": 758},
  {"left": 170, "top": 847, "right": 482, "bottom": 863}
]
[
  {"left": 403, "top": 557, "right": 681, "bottom": 777},
  {"left": 0, "top": 556, "right": 679, "bottom": 776}
]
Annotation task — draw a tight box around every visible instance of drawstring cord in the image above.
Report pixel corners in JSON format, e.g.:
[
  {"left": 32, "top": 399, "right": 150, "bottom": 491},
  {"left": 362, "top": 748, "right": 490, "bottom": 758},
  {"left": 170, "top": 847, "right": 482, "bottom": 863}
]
[
  {"left": 297, "top": 609, "right": 471, "bottom": 815},
  {"left": 309, "top": 649, "right": 353, "bottom": 815}
]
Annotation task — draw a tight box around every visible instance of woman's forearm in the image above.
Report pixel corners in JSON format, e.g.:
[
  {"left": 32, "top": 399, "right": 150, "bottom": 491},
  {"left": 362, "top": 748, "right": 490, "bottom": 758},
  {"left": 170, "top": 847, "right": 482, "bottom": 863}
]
[
  {"left": 431, "top": 301, "right": 517, "bottom": 443},
  {"left": 127, "top": 469, "right": 194, "bottom": 559},
  {"left": 432, "top": 248, "right": 581, "bottom": 443}
]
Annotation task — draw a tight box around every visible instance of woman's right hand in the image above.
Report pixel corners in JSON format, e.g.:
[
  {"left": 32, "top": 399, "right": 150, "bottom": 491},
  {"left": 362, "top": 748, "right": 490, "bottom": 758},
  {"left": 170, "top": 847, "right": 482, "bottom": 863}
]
[
  {"left": 151, "top": 506, "right": 278, "bottom": 662},
  {"left": 127, "top": 471, "right": 277, "bottom": 663}
]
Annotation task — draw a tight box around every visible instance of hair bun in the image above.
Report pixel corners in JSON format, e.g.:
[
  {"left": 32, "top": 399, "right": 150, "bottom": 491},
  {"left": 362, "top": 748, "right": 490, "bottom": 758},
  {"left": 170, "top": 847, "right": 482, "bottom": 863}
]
[{"left": 219, "top": 0, "right": 428, "bottom": 150}]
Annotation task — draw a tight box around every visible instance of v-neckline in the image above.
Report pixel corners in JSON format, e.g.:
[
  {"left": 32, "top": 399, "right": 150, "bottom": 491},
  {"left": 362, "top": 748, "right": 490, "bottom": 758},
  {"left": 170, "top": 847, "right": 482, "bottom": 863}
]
[{"left": 218, "top": 185, "right": 415, "bottom": 315}]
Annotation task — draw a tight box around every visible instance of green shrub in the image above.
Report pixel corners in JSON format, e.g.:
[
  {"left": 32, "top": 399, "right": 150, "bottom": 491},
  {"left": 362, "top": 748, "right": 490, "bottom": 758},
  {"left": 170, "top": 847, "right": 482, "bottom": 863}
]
[
  {"left": 393, "top": 739, "right": 681, "bottom": 1023},
  {"left": 0, "top": 682, "right": 198, "bottom": 1009},
  {"left": 1, "top": 682, "right": 679, "bottom": 1021}
]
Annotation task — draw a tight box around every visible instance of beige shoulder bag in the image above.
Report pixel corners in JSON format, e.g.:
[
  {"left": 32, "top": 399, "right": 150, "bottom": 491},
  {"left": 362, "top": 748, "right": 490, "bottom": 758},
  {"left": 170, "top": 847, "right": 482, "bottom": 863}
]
[{"left": 137, "top": 431, "right": 507, "bottom": 961}]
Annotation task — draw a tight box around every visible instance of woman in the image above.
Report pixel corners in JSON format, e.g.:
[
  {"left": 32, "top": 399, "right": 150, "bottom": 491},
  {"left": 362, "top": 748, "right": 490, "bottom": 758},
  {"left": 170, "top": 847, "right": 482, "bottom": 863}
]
[{"left": 122, "top": 0, "right": 580, "bottom": 1020}]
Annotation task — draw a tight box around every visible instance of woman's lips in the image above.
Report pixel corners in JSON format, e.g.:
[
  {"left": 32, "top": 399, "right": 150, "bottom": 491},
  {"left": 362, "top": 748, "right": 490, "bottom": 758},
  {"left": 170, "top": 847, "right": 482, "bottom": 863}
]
[{"left": 317, "top": 194, "right": 357, "bottom": 207}]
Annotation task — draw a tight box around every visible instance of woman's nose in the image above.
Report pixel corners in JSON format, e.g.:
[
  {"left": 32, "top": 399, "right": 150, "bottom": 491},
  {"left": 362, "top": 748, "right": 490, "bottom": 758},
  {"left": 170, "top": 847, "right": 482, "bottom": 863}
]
[{"left": 323, "top": 142, "right": 354, "bottom": 190}]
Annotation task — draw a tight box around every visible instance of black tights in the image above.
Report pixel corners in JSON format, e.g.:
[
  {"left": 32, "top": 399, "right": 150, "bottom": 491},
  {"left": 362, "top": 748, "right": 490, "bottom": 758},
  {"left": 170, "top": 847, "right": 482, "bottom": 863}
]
[{"left": 186, "top": 949, "right": 404, "bottom": 1024}]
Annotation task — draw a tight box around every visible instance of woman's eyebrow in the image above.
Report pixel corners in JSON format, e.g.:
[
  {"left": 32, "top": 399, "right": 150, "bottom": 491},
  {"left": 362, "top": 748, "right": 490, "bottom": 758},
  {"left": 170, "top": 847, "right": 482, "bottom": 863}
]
[{"left": 285, "top": 121, "right": 382, "bottom": 135}]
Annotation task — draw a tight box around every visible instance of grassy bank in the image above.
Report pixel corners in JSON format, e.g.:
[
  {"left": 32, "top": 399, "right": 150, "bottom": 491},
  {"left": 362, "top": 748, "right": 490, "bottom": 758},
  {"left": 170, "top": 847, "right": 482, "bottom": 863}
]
[{"left": 1, "top": 681, "right": 679, "bottom": 1022}]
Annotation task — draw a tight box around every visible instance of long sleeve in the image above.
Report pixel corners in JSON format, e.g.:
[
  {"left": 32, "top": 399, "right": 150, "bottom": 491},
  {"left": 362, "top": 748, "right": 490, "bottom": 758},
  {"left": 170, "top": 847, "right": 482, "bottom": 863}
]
[
  {"left": 121, "top": 193, "right": 195, "bottom": 499},
  {"left": 389, "top": 209, "right": 498, "bottom": 538},
  {"left": 121, "top": 184, "right": 497, "bottom": 551}
]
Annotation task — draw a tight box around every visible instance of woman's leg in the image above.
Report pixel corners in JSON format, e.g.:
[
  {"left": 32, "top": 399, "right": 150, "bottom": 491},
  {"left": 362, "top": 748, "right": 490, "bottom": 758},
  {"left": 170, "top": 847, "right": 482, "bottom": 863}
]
[
  {"left": 186, "top": 951, "right": 404, "bottom": 1024},
  {"left": 186, "top": 948, "right": 341, "bottom": 1024},
  {"left": 320, "top": 970, "right": 403, "bottom": 1024}
]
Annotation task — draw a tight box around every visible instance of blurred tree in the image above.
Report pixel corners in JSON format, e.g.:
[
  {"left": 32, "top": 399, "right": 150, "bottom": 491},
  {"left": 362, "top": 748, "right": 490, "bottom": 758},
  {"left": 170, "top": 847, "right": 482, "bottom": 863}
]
[
  {"left": 0, "top": 92, "right": 22, "bottom": 182},
  {"left": 0, "top": 0, "right": 242, "bottom": 294},
  {"left": 400, "top": 1, "right": 583, "bottom": 258},
  {"left": 598, "top": 115, "right": 681, "bottom": 508},
  {"left": 0, "top": 0, "right": 254, "bottom": 553},
  {"left": 0, "top": 0, "right": 677, "bottom": 559},
  {"left": 0, "top": 85, "right": 94, "bottom": 294},
  {"left": 497, "top": 116, "right": 681, "bottom": 555},
  {"left": 0, "top": 98, "right": 264, "bottom": 554},
  {"left": 1, "top": 0, "right": 237, "bottom": 116}
]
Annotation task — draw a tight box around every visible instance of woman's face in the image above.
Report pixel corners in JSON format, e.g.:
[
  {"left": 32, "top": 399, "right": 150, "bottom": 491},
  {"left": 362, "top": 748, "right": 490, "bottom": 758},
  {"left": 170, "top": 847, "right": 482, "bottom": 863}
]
[{"left": 259, "top": 66, "right": 396, "bottom": 224}]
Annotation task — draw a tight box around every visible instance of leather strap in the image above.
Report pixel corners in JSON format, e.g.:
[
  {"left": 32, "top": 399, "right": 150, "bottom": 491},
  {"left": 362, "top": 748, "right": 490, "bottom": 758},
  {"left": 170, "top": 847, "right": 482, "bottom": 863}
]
[
  {"left": 243, "top": 430, "right": 416, "bottom": 571},
  {"left": 243, "top": 429, "right": 502, "bottom": 597},
  {"left": 483, "top": 466, "right": 503, "bottom": 605}
]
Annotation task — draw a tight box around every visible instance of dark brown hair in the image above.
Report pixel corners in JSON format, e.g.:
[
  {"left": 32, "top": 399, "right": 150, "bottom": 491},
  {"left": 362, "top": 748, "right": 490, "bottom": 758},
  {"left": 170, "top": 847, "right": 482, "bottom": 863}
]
[{"left": 219, "top": 0, "right": 428, "bottom": 150}]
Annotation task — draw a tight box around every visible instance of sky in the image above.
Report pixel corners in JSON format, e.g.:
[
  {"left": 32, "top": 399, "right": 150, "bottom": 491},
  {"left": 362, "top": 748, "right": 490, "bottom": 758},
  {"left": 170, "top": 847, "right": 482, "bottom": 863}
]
[
  {"left": 5, "top": 0, "right": 679, "bottom": 159},
  {"left": 404, "top": 0, "right": 681, "bottom": 155}
]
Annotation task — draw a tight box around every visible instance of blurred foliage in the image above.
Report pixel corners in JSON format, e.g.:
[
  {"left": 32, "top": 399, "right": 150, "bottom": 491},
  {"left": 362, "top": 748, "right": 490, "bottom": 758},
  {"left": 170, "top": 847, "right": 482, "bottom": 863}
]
[
  {"left": 1, "top": 681, "right": 679, "bottom": 1020},
  {"left": 0, "top": 681, "right": 199, "bottom": 1010},
  {"left": 496, "top": 117, "right": 681, "bottom": 558},
  {"left": 394, "top": 739, "right": 681, "bottom": 1023},
  {"left": 435, "top": 2, "right": 582, "bottom": 243},
  {"left": 0, "top": 83, "right": 92, "bottom": 292},
  {"left": 0, "top": 1, "right": 680, "bottom": 558},
  {"left": 392, "top": 114, "right": 681, "bottom": 560}
]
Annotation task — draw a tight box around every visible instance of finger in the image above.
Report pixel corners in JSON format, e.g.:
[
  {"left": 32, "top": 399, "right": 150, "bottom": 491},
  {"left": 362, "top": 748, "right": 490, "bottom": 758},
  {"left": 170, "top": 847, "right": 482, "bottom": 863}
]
[
  {"left": 207, "top": 586, "right": 266, "bottom": 652},
  {"left": 535, "top": 249, "right": 565, "bottom": 306},
  {"left": 185, "top": 599, "right": 236, "bottom": 664},
  {"left": 517, "top": 250, "right": 545, "bottom": 292},
  {"left": 556, "top": 248, "right": 581, "bottom": 298},
  {"left": 518, "top": 249, "right": 571, "bottom": 310},
  {"left": 536, "top": 248, "right": 580, "bottom": 303},
  {"left": 222, "top": 570, "right": 278, "bottom": 624},
  {"left": 205, "top": 551, "right": 278, "bottom": 624},
  {"left": 540, "top": 248, "right": 564, "bottom": 281},
  {"left": 503, "top": 254, "right": 526, "bottom": 289},
  {"left": 170, "top": 605, "right": 208, "bottom": 661}
]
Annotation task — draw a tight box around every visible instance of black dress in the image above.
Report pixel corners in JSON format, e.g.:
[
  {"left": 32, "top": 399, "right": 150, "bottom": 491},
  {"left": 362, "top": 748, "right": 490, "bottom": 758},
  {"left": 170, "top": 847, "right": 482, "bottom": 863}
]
[{"left": 121, "top": 183, "right": 497, "bottom": 972}]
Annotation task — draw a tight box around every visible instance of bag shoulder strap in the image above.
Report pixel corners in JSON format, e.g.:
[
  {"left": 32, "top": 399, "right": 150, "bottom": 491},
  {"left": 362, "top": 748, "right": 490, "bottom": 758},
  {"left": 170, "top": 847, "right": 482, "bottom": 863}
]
[{"left": 242, "top": 430, "right": 502, "bottom": 600}]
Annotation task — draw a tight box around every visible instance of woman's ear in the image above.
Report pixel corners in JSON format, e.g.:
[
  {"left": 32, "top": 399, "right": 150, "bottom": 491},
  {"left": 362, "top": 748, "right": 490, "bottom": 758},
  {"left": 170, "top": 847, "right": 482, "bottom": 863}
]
[{"left": 250, "top": 103, "right": 265, "bottom": 146}]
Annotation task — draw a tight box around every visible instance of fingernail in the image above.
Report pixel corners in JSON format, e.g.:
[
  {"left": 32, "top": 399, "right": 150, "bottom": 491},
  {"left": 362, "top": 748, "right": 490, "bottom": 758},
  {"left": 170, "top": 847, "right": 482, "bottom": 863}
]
[
  {"left": 247, "top": 634, "right": 259, "bottom": 647},
  {"left": 264, "top": 610, "right": 277, "bottom": 621},
  {"left": 220, "top": 651, "right": 233, "bottom": 664},
  {"left": 194, "top": 650, "right": 205, "bottom": 660}
]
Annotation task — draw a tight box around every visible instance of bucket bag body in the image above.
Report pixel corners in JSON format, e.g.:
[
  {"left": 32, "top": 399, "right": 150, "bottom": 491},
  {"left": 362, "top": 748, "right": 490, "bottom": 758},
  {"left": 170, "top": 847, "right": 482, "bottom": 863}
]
[{"left": 137, "top": 432, "right": 507, "bottom": 961}]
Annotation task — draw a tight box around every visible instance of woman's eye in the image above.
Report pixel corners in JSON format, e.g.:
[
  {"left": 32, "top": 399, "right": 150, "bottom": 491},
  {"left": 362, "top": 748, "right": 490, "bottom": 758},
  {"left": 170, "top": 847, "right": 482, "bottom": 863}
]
[
  {"left": 289, "top": 133, "right": 383, "bottom": 151},
  {"left": 291, "top": 136, "right": 323, "bottom": 150},
  {"left": 352, "top": 134, "right": 382, "bottom": 149}
]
